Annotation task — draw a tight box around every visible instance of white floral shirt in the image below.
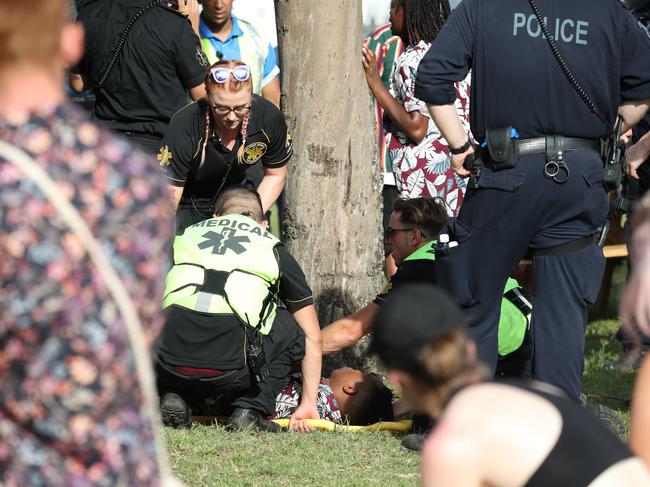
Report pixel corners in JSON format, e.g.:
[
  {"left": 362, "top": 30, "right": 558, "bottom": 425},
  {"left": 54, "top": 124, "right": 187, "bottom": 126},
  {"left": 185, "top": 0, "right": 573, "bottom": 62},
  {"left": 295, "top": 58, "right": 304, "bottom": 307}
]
[{"left": 385, "top": 40, "right": 472, "bottom": 216}]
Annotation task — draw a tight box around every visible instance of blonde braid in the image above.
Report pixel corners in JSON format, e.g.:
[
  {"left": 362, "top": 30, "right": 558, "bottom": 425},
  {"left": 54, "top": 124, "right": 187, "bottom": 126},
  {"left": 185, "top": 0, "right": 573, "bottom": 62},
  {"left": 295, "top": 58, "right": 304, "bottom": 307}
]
[{"left": 236, "top": 112, "right": 250, "bottom": 165}]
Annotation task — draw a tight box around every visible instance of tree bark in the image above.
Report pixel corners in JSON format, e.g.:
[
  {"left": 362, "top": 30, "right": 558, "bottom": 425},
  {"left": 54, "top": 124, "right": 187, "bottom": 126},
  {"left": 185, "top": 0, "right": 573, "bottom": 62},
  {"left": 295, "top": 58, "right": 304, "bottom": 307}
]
[{"left": 275, "top": 0, "right": 384, "bottom": 371}]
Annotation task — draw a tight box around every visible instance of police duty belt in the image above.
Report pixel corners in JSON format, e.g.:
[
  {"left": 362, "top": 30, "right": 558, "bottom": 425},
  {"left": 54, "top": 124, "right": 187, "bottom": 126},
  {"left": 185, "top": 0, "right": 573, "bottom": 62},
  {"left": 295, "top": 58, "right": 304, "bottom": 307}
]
[{"left": 509, "top": 135, "right": 599, "bottom": 183}]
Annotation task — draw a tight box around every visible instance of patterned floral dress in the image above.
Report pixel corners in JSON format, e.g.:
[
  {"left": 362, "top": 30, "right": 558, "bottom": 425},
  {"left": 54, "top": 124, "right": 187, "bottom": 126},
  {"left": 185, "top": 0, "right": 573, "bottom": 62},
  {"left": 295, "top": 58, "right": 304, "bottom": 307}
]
[
  {"left": 0, "top": 104, "right": 173, "bottom": 486},
  {"left": 385, "top": 40, "right": 472, "bottom": 216}
]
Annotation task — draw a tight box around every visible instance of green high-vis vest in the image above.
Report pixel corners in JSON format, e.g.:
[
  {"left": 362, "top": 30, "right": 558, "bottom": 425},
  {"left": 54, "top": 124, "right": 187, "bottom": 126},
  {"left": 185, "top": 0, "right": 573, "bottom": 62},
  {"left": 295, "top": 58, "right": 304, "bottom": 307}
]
[{"left": 163, "top": 214, "right": 280, "bottom": 335}]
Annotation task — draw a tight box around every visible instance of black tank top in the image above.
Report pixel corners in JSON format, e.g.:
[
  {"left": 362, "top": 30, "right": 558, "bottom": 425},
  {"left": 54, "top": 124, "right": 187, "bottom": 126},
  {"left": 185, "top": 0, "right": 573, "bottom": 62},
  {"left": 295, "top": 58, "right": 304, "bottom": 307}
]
[{"left": 508, "top": 381, "right": 633, "bottom": 486}]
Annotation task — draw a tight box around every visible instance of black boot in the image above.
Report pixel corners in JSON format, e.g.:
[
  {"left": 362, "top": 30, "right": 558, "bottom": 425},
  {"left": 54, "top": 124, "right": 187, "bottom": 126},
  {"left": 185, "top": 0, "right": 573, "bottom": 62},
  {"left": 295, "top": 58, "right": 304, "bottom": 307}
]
[
  {"left": 401, "top": 433, "right": 426, "bottom": 452},
  {"left": 160, "top": 392, "right": 192, "bottom": 429},
  {"left": 401, "top": 414, "right": 434, "bottom": 452},
  {"left": 226, "top": 407, "right": 281, "bottom": 432}
]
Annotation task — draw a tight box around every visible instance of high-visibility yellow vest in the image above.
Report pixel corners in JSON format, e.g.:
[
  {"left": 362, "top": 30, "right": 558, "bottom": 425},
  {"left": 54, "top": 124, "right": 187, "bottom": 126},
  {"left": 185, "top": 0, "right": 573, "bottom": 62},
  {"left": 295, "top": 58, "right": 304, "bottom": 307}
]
[
  {"left": 200, "top": 19, "right": 267, "bottom": 95},
  {"left": 163, "top": 214, "right": 280, "bottom": 335}
]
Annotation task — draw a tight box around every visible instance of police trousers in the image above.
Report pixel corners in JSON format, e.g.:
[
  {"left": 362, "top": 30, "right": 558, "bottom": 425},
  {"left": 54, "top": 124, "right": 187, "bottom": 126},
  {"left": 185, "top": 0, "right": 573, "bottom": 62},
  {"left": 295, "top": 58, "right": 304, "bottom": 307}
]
[
  {"left": 439, "top": 151, "right": 607, "bottom": 401},
  {"left": 156, "top": 308, "right": 306, "bottom": 416}
]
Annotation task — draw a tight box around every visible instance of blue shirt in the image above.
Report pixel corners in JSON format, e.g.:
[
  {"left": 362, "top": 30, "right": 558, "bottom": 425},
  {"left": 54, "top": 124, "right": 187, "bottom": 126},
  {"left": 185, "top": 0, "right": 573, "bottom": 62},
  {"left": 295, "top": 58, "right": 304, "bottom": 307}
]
[
  {"left": 415, "top": 0, "right": 650, "bottom": 141},
  {"left": 199, "top": 15, "right": 279, "bottom": 88}
]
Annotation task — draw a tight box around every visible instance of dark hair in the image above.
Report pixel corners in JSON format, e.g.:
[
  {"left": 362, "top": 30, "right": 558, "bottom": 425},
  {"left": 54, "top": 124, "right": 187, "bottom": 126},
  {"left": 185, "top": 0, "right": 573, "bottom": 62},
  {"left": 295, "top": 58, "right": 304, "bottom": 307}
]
[
  {"left": 400, "top": 0, "right": 451, "bottom": 45},
  {"left": 213, "top": 187, "right": 264, "bottom": 223},
  {"left": 392, "top": 197, "right": 448, "bottom": 239},
  {"left": 345, "top": 374, "right": 395, "bottom": 426}
]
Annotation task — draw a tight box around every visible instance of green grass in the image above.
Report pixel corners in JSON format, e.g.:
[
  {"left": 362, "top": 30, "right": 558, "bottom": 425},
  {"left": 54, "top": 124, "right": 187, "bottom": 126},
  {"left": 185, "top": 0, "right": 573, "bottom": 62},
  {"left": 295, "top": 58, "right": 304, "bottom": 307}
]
[
  {"left": 583, "top": 319, "right": 634, "bottom": 428},
  {"left": 167, "top": 320, "right": 636, "bottom": 486},
  {"left": 166, "top": 426, "right": 420, "bottom": 486}
]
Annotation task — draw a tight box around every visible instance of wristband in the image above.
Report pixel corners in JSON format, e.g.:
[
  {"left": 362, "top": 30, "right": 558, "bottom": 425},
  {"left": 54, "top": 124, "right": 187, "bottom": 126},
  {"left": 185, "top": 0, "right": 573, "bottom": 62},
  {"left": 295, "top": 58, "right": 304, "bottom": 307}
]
[{"left": 449, "top": 138, "right": 472, "bottom": 155}]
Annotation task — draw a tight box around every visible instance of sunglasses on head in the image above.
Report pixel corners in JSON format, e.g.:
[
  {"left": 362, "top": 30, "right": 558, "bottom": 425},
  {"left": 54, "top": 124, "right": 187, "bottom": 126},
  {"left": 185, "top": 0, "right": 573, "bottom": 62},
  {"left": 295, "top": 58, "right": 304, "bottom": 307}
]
[{"left": 210, "top": 65, "right": 251, "bottom": 84}]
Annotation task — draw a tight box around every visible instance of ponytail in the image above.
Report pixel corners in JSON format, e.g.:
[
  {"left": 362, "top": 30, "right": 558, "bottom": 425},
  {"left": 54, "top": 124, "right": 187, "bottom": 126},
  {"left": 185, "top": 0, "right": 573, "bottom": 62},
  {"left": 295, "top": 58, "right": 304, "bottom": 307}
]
[{"left": 415, "top": 330, "right": 488, "bottom": 417}]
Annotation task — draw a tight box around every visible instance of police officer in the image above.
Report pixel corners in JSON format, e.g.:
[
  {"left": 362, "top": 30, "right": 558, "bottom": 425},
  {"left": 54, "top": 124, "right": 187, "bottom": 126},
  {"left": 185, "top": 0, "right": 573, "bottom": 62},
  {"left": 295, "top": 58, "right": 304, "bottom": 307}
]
[
  {"left": 155, "top": 187, "right": 321, "bottom": 431},
  {"left": 161, "top": 60, "right": 292, "bottom": 233},
  {"left": 71, "top": 0, "right": 208, "bottom": 153},
  {"left": 414, "top": 0, "right": 650, "bottom": 400}
]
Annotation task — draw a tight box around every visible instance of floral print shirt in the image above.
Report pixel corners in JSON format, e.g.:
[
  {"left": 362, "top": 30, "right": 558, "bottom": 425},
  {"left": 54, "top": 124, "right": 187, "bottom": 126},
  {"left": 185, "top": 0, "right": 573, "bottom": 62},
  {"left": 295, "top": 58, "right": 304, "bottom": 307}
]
[
  {"left": 0, "top": 103, "right": 173, "bottom": 486},
  {"left": 272, "top": 374, "right": 342, "bottom": 423},
  {"left": 386, "top": 40, "right": 472, "bottom": 216}
]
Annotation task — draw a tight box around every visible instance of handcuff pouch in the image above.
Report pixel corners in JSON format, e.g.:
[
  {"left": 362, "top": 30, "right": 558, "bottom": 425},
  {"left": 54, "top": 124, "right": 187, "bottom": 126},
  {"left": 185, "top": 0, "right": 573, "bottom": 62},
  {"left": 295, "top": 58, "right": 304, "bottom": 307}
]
[{"left": 487, "top": 126, "right": 519, "bottom": 171}]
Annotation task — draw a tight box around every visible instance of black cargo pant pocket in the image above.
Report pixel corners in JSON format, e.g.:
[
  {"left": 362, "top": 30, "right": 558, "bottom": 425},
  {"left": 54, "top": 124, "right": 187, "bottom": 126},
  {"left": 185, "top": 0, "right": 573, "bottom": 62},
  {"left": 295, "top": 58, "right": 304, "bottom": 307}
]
[
  {"left": 435, "top": 218, "right": 474, "bottom": 307},
  {"left": 581, "top": 244, "right": 606, "bottom": 304}
]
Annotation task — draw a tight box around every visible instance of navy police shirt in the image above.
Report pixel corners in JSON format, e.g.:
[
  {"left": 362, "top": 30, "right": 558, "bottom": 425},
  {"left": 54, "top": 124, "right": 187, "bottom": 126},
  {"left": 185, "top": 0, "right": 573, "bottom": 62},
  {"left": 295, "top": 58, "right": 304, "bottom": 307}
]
[{"left": 415, "top": 0, "right": 650, "bottom": 140}]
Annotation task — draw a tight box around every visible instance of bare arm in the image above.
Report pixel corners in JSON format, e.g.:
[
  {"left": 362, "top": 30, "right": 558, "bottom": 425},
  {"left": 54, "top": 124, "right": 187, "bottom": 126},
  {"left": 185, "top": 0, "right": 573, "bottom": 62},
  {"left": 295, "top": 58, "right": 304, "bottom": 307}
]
[
  {"left": 618, "top": 99, "right": 650, "bottom": 132},
  {"left": 362, "top": 44, "right": 429, "bottom": 143},
  {"left": 620, "top": 197, "right": 650, "bottom": 336},
  {"left": 626, "top": 131, "right": 650, "bottom": 180},
  {"left": 257, "top": 165, "right": 287, "bottom": 213},
  {"left": 421, "top": 423, "right": 482, "bottom": 487},
  {"left": 167, "top": 184, "right": 184, "bottom": 209},
  {"left": 290, "top": 304, "right": 322, "bottom": 432},
  {"left": 68, "top": 72, "right": 90, "bottom": 93},
  {"left": 321, "top": 303, "right": 380, "bottom": 354},
  {"left": 178, "top": 0, "right": 200, "bottom": 37},
  {"left": 631, "top": 355, "right": 650, "bottom": 467},
  {"left": 188, "top": 84, "right": 206, "bottom": 101},
  {"left": 261, "top": 76, "right": 281, "bottom": 109},
  {"left": 427, "top": 103, "right": 475, "bottom": 177}
]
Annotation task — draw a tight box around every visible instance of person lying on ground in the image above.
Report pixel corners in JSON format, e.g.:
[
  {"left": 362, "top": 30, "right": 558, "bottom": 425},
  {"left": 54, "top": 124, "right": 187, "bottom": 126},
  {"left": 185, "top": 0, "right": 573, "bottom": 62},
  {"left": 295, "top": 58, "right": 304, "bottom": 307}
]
[
  {"left": 272, "top": 367, "right": 394, "bottom": 426},
  {"left": 371, "top": 284, "right": 650, "bottom": 486},
  {"left": 623, "top": 192, "right": 650, "bottom": 467}
]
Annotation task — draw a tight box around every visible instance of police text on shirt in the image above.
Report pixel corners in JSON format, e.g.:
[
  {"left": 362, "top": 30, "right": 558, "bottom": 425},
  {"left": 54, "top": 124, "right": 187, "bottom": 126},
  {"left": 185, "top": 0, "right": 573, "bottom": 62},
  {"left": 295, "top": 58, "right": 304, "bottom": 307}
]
[{"left": 513, "top": 14, "right": 589, "bottom": 45}]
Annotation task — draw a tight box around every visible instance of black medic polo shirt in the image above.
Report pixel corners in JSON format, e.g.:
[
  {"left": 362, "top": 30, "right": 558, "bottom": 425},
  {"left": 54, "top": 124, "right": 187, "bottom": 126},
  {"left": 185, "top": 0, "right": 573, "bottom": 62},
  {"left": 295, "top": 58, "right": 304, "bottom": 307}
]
[
  {"left": 160, "top": 95, "right": 293, "bottom": 218},
  {"left": 75, "top": 0, "right": 208, "bottom": 138}
]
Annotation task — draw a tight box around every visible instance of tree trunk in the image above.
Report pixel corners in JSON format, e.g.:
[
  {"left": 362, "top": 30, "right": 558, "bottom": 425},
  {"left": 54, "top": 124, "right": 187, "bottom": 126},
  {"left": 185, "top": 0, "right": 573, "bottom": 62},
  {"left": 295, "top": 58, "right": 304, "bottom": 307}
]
[{"left": 275, "top": 0, "right": 384, "bottom": 372}]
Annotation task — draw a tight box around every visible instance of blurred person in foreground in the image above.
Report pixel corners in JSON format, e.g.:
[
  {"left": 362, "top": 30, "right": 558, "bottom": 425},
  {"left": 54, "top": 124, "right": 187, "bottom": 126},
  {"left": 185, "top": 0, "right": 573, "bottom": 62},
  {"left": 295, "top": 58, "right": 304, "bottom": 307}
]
[
  {"left": 371, "top": 285, "right": 650, "bottom": 486},
  {"left": 0, "top": 0, "right": 174, "bottom": 484},
  {"left": 623, "top": 193, "right": 650, "bottom": 468}
]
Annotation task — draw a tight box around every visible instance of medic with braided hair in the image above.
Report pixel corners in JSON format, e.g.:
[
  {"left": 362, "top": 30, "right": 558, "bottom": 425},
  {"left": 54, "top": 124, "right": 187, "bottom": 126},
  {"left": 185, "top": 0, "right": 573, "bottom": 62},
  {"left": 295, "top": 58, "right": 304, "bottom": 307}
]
[{"left": 160, "top": 59, "right": 292, "bottom": 233}]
